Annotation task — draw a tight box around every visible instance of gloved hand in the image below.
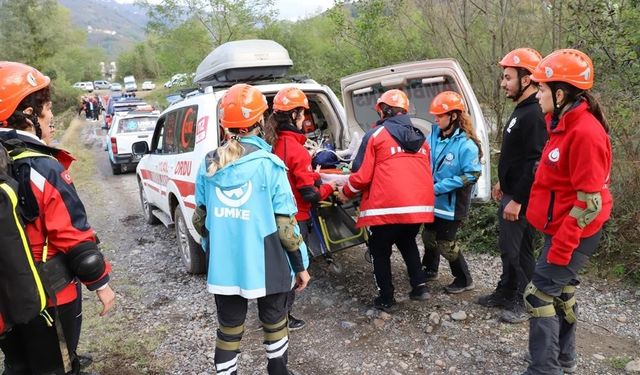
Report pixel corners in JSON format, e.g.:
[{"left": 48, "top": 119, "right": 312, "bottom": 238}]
[{"left": 192, "top": 205, "right": 208, "bottom": 237}]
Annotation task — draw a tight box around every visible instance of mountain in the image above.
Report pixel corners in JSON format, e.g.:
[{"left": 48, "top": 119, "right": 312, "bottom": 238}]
[{"left": 58, "top": 0, "right": 149, "bottom": 61}]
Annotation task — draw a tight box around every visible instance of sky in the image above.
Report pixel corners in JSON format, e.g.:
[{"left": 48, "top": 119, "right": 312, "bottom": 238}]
[{"left": 114, "top": 0, "right": 335, "bottom": 21}]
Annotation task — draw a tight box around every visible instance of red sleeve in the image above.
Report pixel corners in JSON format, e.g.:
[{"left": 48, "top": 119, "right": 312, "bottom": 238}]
[
  {"left": 343, "top": 130, "right": 378, "bottom": 198},
  {"left": 287, "top": 143, "right": 317, "bottom": 190}
]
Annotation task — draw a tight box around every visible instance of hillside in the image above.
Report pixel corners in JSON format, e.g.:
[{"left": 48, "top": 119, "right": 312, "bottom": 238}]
[{"left": 58, "top": 0, "right": 149, "bottom": 60}]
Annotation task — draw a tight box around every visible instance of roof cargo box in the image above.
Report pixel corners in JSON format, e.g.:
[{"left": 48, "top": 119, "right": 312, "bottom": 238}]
[{"left": 194, "top": 39, "right": 293, "bottom": 86}]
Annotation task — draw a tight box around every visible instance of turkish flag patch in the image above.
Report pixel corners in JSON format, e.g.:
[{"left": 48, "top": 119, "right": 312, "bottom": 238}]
[{"left": 60, "top": 170, "right": 73, "bottom": 184}]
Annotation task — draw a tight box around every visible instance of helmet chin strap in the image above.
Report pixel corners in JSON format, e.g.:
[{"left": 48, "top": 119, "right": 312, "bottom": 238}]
[{"left": 512, "top": 80, "right": 531, "bottom": 102}]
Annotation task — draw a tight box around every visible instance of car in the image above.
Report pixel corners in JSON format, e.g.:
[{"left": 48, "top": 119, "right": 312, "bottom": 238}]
[
  {"left": 124, "top": 75, "right": 137, "bottom": 92},
  {"left": 103, "top": 97, "right": 147, "bottom": 130},
  {"left": 72, "top": 82, "right": 94, "bottom": 92},
  {"left": 141, "top": 81, "right": 156, "bottom": 90},
  {"left": 106, "top": 108, "right": 159, "bottom": 175},
  {"left": 110, "top": 83, "right": 122, "bottom": 91},
  {"left": 133, "top": 40, "right": 491, "bottom": 274},
  {"left": 164, "top": 73, "right": 186, "bottom": 88},
  {"left": 94, "top": 80, "right": 111, "bottom": 90}
]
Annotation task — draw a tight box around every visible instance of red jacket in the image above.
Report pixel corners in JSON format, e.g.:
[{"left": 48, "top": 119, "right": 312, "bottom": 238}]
[
  {"left": 526, "top": 101, "right": 612, "bottom": 266},
  {"left": 343, "top": 115, "right": 435, "bottom": 227},
  {"left": 273, "top": 129, "right": 333, "bottom": 221},
  {"left": 10, "top": 132, "right": 111, "bottom": 306}
]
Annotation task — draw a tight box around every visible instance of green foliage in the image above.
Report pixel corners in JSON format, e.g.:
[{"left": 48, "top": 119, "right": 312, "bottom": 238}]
[{"left": 609, "top": 356, "right": 632, "bottom": 370}]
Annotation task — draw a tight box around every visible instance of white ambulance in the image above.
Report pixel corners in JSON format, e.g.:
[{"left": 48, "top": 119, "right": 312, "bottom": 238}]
[{"left": 133, "top": 39, "right": 491, "bottom": 274}]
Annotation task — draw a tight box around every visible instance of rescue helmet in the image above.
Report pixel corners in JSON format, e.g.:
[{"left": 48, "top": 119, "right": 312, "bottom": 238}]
[
  {"left": 499, "top": 48, "right": 543, "bottom": 74},
  {"left": 273, "top": 87, "right": 309, "bottom": 112},
  {"left": 429, "top": 91, "right": 465, "bottom": 115},
  {"left": 0, "top": 61, "right": 51, "bottom": 123},
  {"left": 219, "top": 83, "right": 268, "bottom": 129},
  {"left": 531, "top": 49, "right": 594, "bottom": 90},
  {"left": 374, "top": 89, "right": 410, "bottom": 112}
]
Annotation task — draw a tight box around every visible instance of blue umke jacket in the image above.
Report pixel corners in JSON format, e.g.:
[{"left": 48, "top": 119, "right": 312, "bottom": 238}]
[
  {"left": 429, "top": 125, "right": 482, "bottom": 221},
  {"left": 195, "top": 135, "right": 308, "bottom": 299}
]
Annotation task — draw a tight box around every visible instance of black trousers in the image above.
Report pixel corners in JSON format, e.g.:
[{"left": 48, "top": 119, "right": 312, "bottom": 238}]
[
  {"left": 0, "top": 295, "right": 82, "bottom": 375},
  {"left": 214, "top": 292, "right": 290, "bottom": 375},
  {"left": 368, "top": 223, "right": 426, "bottom": 298},
  {"left": 422, "top": 219, "right": 472, "bottom": 286},
  {"left": 498, "top": 195, "right": 535, "bottom": 297}
]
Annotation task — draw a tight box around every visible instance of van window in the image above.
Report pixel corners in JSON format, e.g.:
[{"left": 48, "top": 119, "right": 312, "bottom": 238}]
[
  {"left": 176, "top": 105, "right": 198, "bottom": 153},
  {"left": 117, "top": 116, "right": 157, "bottom": 133},
  {"left": 162, "top": 110, "right": 181, "bottom": 154},
  {"left": 350, "top": 75, "right": 461, "bottom": 132}
]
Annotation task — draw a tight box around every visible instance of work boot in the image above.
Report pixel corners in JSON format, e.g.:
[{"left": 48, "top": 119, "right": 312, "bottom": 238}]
[
  {"left": 477, "top": 288, "right": 512, "bottom": 308},
  {"left": 288, "top": 314, "right": 306, "bottom": 331},
  {"left": 500, "top": 299, "right": 529, "bottom": 324},
  {"left": 409, "top": 284, "right": 431, "bottom": 301},
  {"left": 424, "top": 270, "right": 438, "bottom": 281},
  {"left": 78, "top": 354, "right": 93, "bottom": 369},
  {"left": 373, "top": 295, "right": 397, "bottom": 312},
  {"left": 523, "top": 352, "right": 578, "bottom": 373},
  {"left": 444, "top": 280, "right": 475, "bottom": 294}
]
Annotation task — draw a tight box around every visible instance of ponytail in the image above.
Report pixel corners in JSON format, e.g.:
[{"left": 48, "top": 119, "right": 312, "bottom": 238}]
[
  {"left": 582, "top": 92, "right": 609, "bottom": 134},
  {"left": 456, "top": 111, "right": 484, "bottom": 160},
  {"left": 206, "top": 126, "right": 261, "bottom": 175},
  {"left": 550, "top": 82, "right": 609, "bottom": 134}
]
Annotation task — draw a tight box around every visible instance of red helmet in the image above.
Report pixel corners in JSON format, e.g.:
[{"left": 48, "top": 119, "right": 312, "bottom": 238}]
[
  {"left": 499, "top": 48, "right": 543, "bottom": 74},
  {"left": 219, "top": 84, "right": 268, "bottom": 129},
  {"left": 0, "top": 61, "right": 51, "bottom": 122},
  {"left": 374, "top": 89, "right": 410, "bottom": 112},
  {"left": 273, "top": 87, "right": 309, "bottom": 112},
  {"left": 531, "top": 49, "right": 594, "bottom": 90},
  {"left": 429, "top": 91, "right": 465, "bottom": 115}
]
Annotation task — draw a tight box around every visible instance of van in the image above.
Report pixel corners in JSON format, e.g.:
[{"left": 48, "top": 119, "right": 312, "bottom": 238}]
[
  {"left": 123, "top": 75, "right": 137, "bottom": 92},
  {"left": 133, "top": 39, "right": 491, "bottom": 274}
]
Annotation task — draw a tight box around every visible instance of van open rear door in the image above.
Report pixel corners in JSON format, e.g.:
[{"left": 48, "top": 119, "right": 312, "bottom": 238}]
[{"left": 340, "top": 59, "right": 491, "bottom": 202}]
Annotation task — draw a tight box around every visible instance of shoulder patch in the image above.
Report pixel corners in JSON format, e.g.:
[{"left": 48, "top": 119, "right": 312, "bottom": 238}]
[
  {"left": 60, "top": 170, "right": 73, "bottom": 185},
  {"left": 506, "top": 117, "right": 517, "bottom": 133}
]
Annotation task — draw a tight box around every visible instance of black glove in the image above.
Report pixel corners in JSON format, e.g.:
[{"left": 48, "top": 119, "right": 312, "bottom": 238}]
[{"left": 192, "top": 205, "right": 208, "bottom": 237}]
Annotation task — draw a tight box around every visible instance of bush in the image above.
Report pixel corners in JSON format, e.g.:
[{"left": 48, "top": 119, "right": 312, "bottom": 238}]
[{"left": 50, "top": 76, "right": 82, "bottom": 115}]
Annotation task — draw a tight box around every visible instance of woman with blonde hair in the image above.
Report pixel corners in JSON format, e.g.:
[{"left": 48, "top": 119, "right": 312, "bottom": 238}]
[
  {"left": 194, "top": 83, "right": 310, "bottom": 375},
  {"left": 421, "top": 91, "right": 482, "bottom": 294}
]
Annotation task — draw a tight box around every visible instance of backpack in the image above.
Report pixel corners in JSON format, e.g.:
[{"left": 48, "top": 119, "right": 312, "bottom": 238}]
[{"left": 0, "top": 141, "right": 47, "bottom": 334}]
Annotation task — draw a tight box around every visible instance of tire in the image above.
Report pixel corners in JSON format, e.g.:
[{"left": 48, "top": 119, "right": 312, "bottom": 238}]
[
  {"left": 110, "top": 161, "right": 122, "bottom": 175},
  {"left": 174, "top": 206, "right": 206, "bottom": 274},
  {"left": 138, "top": 180, "right": 160, "bottom": 225}
]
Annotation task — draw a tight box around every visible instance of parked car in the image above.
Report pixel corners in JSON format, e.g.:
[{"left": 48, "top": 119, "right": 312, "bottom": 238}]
[
  {"left": 124, "top": 75, "right": 137, "bottom": 92},
  {"left": 110, "top": 83, "right": 122, "bottom": 91},
  {"left": 132, "top": 39, "right": 491, "bottom": 274},
  {"left": 164, "top": 73, "right": 186, "bottom": 88},
  {"left": 141, "top": 81, "right": 156, "bottom": 90},
  {"left": 72, "top": 81, "right": 94, "bottom": 92},
  {"left": 94, "top": 80, "right": 111, "bottom": 90},
  {"left": 104, "top": 97, "right": 147, "bottom": 130},
  {"left": 106, "top": 109, "right": 159, "bottom": 175}
]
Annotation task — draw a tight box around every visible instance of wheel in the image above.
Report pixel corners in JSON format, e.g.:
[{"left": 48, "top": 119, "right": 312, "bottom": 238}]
[
  {"left": 364, "top": 249, "right": 372, "bottom": 263},
  {"left": 110, "top": 161, "right": 121, "bottom": 175},
  {"left": 174, "top": 206, "right": 206, "bottom": 274},
  {"left": 328, "top": 261, "right": 343, "bottom": 274},
  {"left": 138, "top": 180, "right": 160, "bottom": 225}
]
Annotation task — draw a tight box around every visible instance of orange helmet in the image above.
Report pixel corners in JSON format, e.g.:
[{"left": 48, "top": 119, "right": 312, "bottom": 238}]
[
  {"left": 429, "top": 91, "right": 465, "bottom": 115},
  {"left": 219, "top": 83, "right": 268, "bottom": 129},
  {"left": 499, "top": 48, "right": 543, "bottom": 74},
  {"left": 531, "top": 49, "right": 594, "bottom": 90},
  {"left": 0, "top": 61, "right": 51, "bottom": 122},
  {"left": 374, "top": 89, "right": 410, "bottom": 112},
  {"left": 273, "top": 87, "right": 309, "bottom": 112}
]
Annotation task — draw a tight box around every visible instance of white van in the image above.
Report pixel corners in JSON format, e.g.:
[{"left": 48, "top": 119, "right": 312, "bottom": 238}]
[
  {"left": 133, "top": 39, "right": 491, "bottom": 274},
  {"left": 123, "top": 75, "right": 137, "bottom": 92}
]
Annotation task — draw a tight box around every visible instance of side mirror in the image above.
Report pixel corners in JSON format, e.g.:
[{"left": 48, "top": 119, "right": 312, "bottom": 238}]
[{"left": 132, "top": 141, "right": 149, "bottom": 156}]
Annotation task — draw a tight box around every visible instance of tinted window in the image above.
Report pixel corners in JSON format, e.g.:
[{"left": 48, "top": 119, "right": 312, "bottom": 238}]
[
  {"left": 117, "top": 116, "right": 157, "bottom": 133},
  {"left": 176, "top": 105, "right": 198, "bottom": 153},
  {"left": 162, "top": 110, "right": 180, "bottom": 154}
]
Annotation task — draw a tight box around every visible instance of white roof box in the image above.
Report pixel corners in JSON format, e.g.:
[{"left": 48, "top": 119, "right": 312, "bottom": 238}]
[{"left": 194, "top": 39, "right": 293, "bottom": 86}]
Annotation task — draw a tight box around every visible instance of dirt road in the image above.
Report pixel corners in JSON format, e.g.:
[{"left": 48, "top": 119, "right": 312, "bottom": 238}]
[{"left": 35, "top": 117, "right": 640, "bottom": 374}]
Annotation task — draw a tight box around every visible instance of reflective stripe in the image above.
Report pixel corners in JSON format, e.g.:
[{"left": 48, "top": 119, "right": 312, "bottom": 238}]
[
  {"left": 346, "top": 179, "right": 360, "bottom": 193},
  {"left": 372, "top": 127, "right": 384, "bottom": 138},
  {"left": 264, "top": 337, "right": 289, "bottom": 359},
  {"left": 359, "top": 205, "right": 434, "bottom": 217},
  {"left": 207, "top": 284, "right": 266, "bottom": 299},
  {"left": 434, "top": 208, "right": 454, "bottom": 218},
  {"left": 215, "top": 355, "right": 238, "bottom": 375},
  {"left": 30, "top": 169, "right": 46, "bottom": 193}
]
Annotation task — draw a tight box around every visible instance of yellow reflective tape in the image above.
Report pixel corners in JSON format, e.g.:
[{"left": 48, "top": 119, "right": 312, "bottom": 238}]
[
  {"left": 562, "top": 285, "right": 576, "bottom": 294},
  {"left": 216, "top": 338, "right": 241, "bottom": 351},
  {"left": 264, "top": 327, "right": 288, "bottom": 341},
  {"left": 219, "top": 324, "right": 244, "bottom": 336},
  {"left": 261, "top": 317, "right": 287, "bottom": 330},
  {"left": 0, "top": 183, "right": 47, "bottom": 311},
  {"left": 10, "top": 150, "right": 55, "bottom": 161}
]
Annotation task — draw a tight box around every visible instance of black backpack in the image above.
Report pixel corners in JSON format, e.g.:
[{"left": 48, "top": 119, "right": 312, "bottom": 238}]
[{"left": 0, "top": 142, "right": 47, "bottom": 334}]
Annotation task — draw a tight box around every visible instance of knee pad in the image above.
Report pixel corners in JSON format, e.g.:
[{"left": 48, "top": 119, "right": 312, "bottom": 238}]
[
  {"left": 421, "top": 229, "right": 437, "bottom": 252},
  {"left": 523, "top": 282, "right": 557, "bottom": 318},
  {"left": 437, "top": 240, "right": 459, "bottom": 262},
  {"left": 262, "top": 317, "right": 288, "bottom": 342},
  {"left": 555, "top": 285, "right": 577, "bottom": 324},
  {"left": 216, "top": 324, "right": 244, "bottom": 352}
]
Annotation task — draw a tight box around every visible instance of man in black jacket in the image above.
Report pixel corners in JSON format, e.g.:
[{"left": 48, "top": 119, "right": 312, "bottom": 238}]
[{"left": 477, "top": 48, "right": 548, "bottom": 323}]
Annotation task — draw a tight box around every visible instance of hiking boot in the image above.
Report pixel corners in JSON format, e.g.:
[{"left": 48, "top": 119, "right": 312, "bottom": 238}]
[
  {"left": 409, "top": 284, "right": 431, "bottom": 301},
  {"left": 477, "top": 288, "right": 513, "bottom": 308},
  {"left": 78, "top": 354, "right": 93, "bottom": 369},
  {"left": 500, "top": 301, "right": 530, "bottom": 324},
  {"left": 523, "top": 352, "right": 578, "bottom": 373},
  {"left": 288, "top": 314, "right": 306, "bottom": 331},
  {"left": 373, "top": 296, "right": 397, "bottom": 312},
  {"left": 425, "top": 270, "right": 438, "bottom": 281},
  {"left": 444, "top": 281, "right": 475, "bottom": 294}
]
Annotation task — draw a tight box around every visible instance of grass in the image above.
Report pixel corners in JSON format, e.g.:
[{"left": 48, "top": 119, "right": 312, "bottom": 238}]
[{"left": 609, "top": 356, "right": 632, "bottom": 370}]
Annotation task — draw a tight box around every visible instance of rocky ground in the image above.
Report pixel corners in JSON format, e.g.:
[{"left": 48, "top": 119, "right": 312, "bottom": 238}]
[{"left": 5, "top": 116, "right": 639, "bottom": 375}]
